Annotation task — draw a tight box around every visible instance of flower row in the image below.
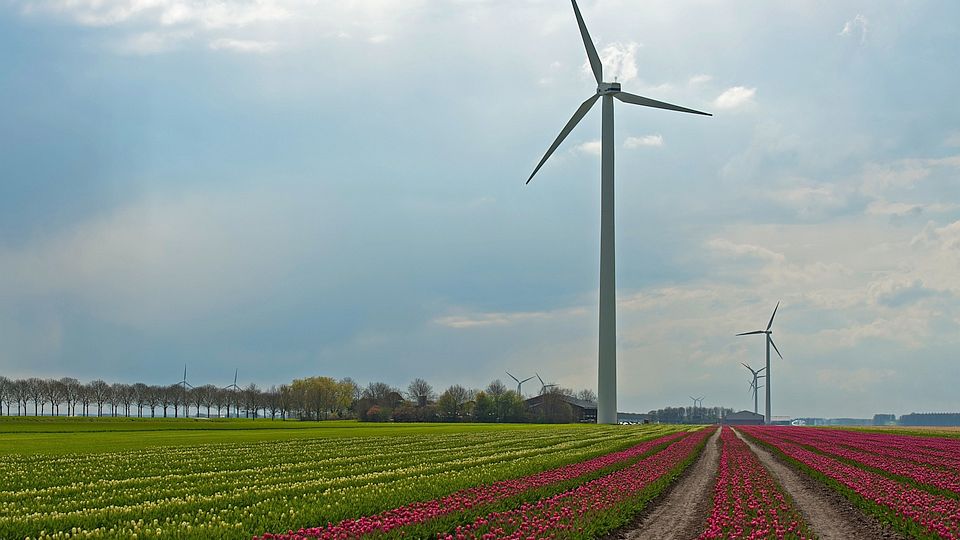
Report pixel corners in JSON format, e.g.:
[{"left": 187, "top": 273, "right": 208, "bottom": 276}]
[
  {"left": 254, "top": 430, "right": 690, "bottom": 539},
  {"left": 434, "top": 427, "right": 715, "bottom": 540},
  {"left": 699, "top": 428, "right": 813, "bottom": 540},
  {"left": 741, "top": 427, "right": 960, "bottom": 540}
]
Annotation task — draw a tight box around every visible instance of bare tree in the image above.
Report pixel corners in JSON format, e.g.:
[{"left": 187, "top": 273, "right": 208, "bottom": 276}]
[
  {"left": 26, "top": 378, "right": 44, "bottom": 416},
  {"left": 61, "top": 378, "right": 80, "bottom": 416},
  {"left": 13, "top": 379, "right": 29, "bottom": 416},
  {"left": 199, "top": 385, "right": 217, "bottom": 418},
  {"left": 486, "top": 379, "right": 508, "bottom": 398},
  {"left": 132, "top": 383, "right": 148, "bottom": 417},
  {"left": 78, "top": 383, "right": 93, "bottom": 416},
  {"left": 406, "top": 378, "right": 435, "bottom": 407},
  {"left": 576, "top": 389, "right": 597, "bottom": 402},
  {"left": 89, "top": 380, "right": 111, "bottom": 417},
  {"left": 0, "top": 376, "right": 10, "bottom": 416},
  {"left": 47, "top": 379, "right": 66, "bottom": 416}
]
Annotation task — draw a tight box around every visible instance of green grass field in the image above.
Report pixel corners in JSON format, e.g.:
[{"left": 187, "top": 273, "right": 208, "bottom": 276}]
[{"left": 0, "top": 417, "right": 693, "bottom": 539}]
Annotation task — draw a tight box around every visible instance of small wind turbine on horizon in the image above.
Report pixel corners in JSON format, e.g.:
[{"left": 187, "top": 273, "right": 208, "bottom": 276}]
[
  {"left": 224, "top": 369, "right": 241, "bottom": 418},
  {"left": 525, "top": 0, "right": 711, "bottom": 424},
  {"left": 741, "top": 362, "right": 766, "bottom": 415},
  {"left": 174, "top": 364, "right": 194, "bottom": 418},
  {"left": 737, "top": 302, "right": 783, "bottom": 424},
  {"left": 506, "top": 371, "right": 535, "bottom": 397},
  {"left": 689, "top": 396, "right": 704, "bottom": 423},
  {"left": 536, "top": 373, "right": 559, "bottom": 395}
]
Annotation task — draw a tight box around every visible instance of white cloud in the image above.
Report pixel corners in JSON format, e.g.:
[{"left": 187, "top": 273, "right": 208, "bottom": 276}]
[
  {"left": 624, "top": 134, "right": 663, "bottom": 148},
  {"left": 689, "top": 74, "right": 712, "bottom": 85},
  {"left": 816, "top": 368, "right": 895, "bottom": 393},
  {"left": 945, "top": 133, "right": 960, "bottom": 148},
  {"left": 368, "top": 34, "right": 390, "bottom": 44},
  {"left": 866, "top": 200, "right": 958, "bottom": 218},
  {"left": 576, "top": 140, "right": 602, "bottom": 155},
  {"left": 434, "top": 307, "right": 587, "bottom": 329},
  {"left": 586, "top": 41, "right": 640, "bottom": 83},
  {"left": 208, "top": 38, "right": 277, "bottom": 53},
  {"left": 116, "top": 30, "right": 191, "bottom": 54},
  {"left": 24, "top": 0, "right": 290, "bottom": 29},
  {"left": 707, "top": 238, "right": 786, "bottom": 264},
  {"left": 839, "top": 14, "right": 869, "bottom": 44},
  {"left": 769, "top": 183, "right": 848, "bottom": 218},
  {"left": 713, "top": 86, "right": 756, "bottom": 110}
]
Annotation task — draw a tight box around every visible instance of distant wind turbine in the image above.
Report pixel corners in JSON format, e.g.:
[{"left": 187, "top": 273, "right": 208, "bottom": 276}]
[
  {"left": 737, "top": 302, "right": 783, "bottom": 424},
  {"left": 224, "top": 369, "right": 241, "bottom": 418},
  {"left": 506, "top": 371, "right": 535, "bottom": 397},
  {"left": 174, "top": 364, "right": 194, "bottom": 418},
  {"left": 741, "top": 362, "right": 766, "bottom": 415},
  {"left": 536, "top": 373, "right": 558, "bottom": 395},
  {"left": 525, "top": 0, "right": 711, "bottom": 424}
]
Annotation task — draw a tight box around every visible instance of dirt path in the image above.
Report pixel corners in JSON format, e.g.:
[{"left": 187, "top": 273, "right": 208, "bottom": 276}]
[
  {"left": 732, "top": 428, "right": 906, "bottom": 540},
  {"left": 615, "top": 427, "right": 722, "bottom": 540}
]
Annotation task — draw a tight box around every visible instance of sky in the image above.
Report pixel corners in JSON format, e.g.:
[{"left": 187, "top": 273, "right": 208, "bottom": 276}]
[{"left": 1, "top": 0, "right": 959, "bottom": 419}]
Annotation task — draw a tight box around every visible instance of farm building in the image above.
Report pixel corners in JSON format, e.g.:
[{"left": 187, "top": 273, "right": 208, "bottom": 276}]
[
  {"left": 524, "top": 394, "right": 598, "bottom": 423},
  {"left": 723, "top": 410, "right": 765, "bottom": 425}
]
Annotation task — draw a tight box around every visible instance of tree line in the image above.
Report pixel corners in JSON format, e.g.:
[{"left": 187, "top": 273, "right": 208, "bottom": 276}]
[{"left": 0, "top": 374, "right": 598, "bottom": 423}]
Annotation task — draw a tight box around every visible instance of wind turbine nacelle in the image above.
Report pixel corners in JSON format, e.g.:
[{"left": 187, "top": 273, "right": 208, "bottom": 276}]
[{"left": 597, "top": 82, "right": 621, "bottom": 95}]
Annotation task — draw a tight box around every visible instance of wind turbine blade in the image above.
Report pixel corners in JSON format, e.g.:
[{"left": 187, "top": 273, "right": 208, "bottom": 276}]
[
  {"left": 769, "top": 336, "right": 784, "bottom": 359},
  {"left": 571, "top": 0, "right": 602, "bottom": 84},
  {"left": 767, "top": 301, "right": 780, "bottom": 331},
  {"left": 526, "top": 94, "right": 600, "bottom": 184},
  {"left": 757, "top": 367, "right": 767, "bottom": 374},
  {"left": 521, "top": 376, "right": 535, "bottom": 384},
  {"left": 614, "top": 91, "right": 712, "bottom": 116},
  {"left": 736, "top": 330, "right": 766, "bottom": 336},
  {"left": 505, "top": 371, "right": 519, "bottom": 384}
]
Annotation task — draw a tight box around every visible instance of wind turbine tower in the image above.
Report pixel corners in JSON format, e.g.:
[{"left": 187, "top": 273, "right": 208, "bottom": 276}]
[
  {"left": 525, "top": 0, "right": 711, "bottom": 423},
  {"left": 737, "top": 302, "right": 783, "bottom": 424},
  {"left": 506, "top": 371, "right": 535, "bottom": 397}
]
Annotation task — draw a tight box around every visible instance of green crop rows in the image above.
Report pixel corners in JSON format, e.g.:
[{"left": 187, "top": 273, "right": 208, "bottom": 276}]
[{"left": 0, "top": 418, "right": 688, "bottom": 539}]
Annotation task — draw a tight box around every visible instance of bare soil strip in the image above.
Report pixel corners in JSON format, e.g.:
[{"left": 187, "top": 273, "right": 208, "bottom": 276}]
[
  {"left": 733, "top": 428, "right": 906, "bottom": 540},
  {"left": 614, "top": 427, "right": 721, "bottom": 540}
]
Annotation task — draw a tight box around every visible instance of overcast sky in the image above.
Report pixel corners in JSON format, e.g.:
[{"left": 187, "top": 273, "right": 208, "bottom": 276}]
[{"left": 2, "top": 0, "right": 959, "bottom": 418}]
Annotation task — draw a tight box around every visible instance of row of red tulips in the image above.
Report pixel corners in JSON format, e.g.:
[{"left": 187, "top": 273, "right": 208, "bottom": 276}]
[
  {"left": 255, "top": 430, "right": 690, "bottom": 539},
  {"left": 764, "top": 428, "right": 960, "bottom": 494},
  {"left": 741, "top": 427, "right": 960, "bottom": 540},
  {"left": 699, "top": 428, "right": 813, "bottom": 540},
  {"left": 437, "top": 426, "right": 715, "bottom": 539}
]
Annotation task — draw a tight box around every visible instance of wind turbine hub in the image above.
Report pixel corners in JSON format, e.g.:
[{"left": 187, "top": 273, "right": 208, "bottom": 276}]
[{"left": 597, "top": 82, "right": 621, "bottom": 95}]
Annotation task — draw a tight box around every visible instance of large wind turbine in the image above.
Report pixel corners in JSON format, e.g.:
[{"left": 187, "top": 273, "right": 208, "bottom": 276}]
[
  {"left": 506, "top": 371, "right": 535, "bottom": 397},
  {"left": 526, "top": 0, "right": 711, "bottom": 424},
  {"left": 741, "top": 362, "right": 766, "bottom": 415},
  {"left": 737, "top": 302, "right": 783, "bottom": 424}
]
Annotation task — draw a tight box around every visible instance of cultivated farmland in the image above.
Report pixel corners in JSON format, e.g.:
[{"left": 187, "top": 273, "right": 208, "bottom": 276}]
[
  {"left": 5, "top": 419, "right": 960, "bottom": 539},
  {"left": 0, "top": 419, "right": 695, "bottom": 539}
]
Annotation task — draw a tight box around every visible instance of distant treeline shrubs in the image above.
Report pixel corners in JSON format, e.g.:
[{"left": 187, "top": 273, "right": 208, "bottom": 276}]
[{"left": 0, "top": 374, "right": 596, "bottom": 424}]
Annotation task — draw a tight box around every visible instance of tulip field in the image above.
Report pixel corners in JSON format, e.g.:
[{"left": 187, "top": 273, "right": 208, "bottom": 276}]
[
  {"left": 0, "top": 419, "right": 699, "bottom": 540},
  {"left": 699, "top": 428, "right": 813, "bottom": 540},
  {"left": 5, "top": 419, "right": 960, "bottom": 540},
  {"left": 741, "top": 425, "right": 960, "bottom": 539}
]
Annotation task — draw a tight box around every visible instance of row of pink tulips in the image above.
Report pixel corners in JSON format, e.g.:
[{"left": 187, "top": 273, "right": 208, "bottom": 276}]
[
  {"left": 255, "top": 431, "right": 688, "bottom": 539},
  {"left": 765, "top": 428, "right": 960, "bottom": 494},
  {"left": 699, "top": 428, "right": 813, "bottom": 540},
  {"left": 787, "top": 428, "right": 960, "bottom": 472},
  {"left": 742, "top": 427, "right": 960, "bottom": 540},
  {"left": 437, "top": 427, "right": 715, "bottom": 540}
]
